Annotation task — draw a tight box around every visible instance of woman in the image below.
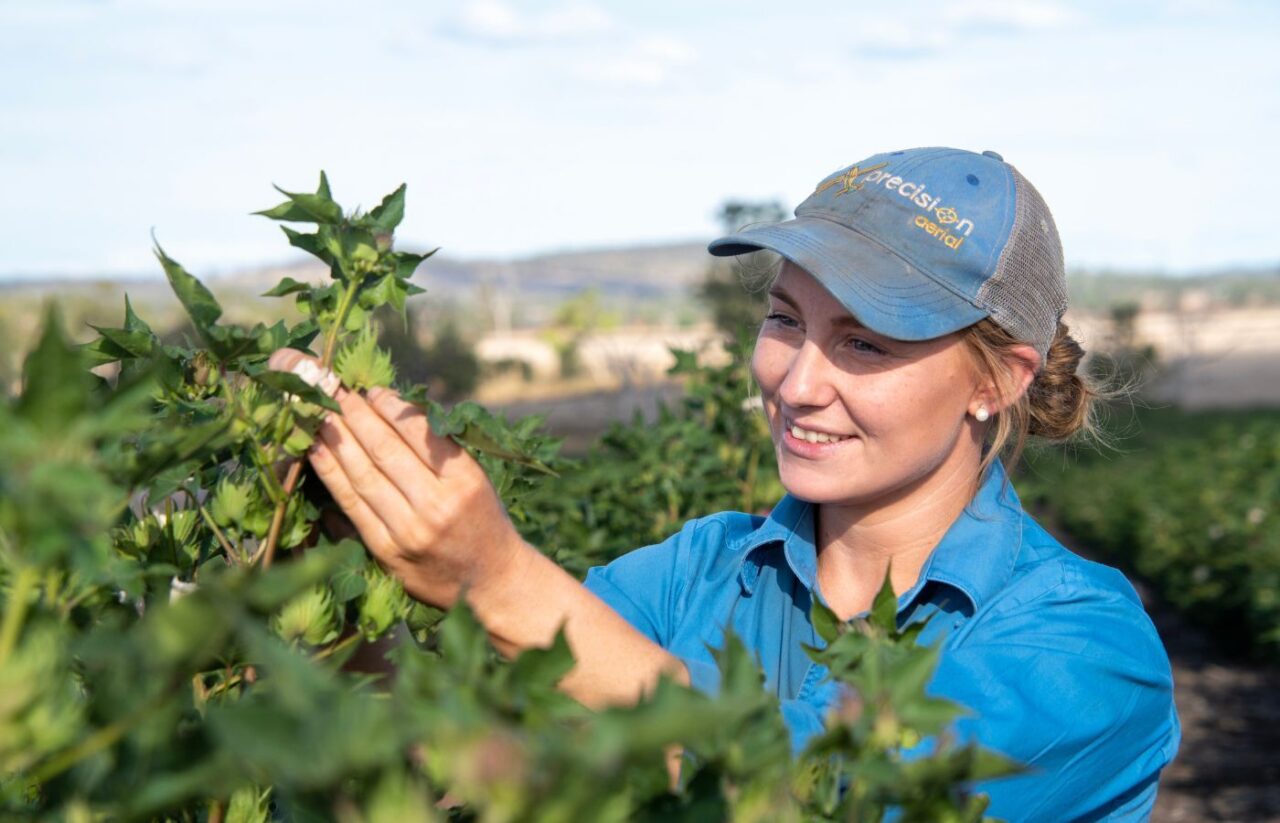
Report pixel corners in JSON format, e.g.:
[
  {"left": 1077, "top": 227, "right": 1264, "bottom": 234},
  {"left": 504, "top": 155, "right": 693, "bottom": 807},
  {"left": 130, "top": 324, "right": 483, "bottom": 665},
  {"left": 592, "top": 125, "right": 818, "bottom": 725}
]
[{"left": 269, "top": 147, "right": 1179, "bottom": 820}]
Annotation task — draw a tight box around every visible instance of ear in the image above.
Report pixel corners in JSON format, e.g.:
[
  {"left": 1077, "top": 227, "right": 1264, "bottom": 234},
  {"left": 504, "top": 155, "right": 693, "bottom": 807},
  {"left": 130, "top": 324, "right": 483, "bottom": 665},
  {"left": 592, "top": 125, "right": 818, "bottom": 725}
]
[{"left": 971, "top": 344, "right": 1040, "bottom": 416}]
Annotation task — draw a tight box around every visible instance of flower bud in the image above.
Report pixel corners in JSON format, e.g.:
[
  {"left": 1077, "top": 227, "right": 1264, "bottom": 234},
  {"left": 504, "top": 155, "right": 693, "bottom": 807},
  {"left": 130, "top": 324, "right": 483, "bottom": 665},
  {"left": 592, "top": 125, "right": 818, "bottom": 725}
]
[
  {"left": 358, "top": 567, "right": 409, "bottom": 641},
  {"left": 273, "top": 586, "right": 339, "bottom": 646}
]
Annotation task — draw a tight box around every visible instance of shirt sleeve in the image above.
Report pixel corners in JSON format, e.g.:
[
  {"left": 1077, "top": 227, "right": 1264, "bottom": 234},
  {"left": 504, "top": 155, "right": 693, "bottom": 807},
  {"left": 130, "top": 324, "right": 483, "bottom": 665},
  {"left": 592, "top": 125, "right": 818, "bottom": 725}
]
[
  {"left": 933, "top": 565, "right": 1180, "bottom": 822},
  {"left": 582, "top": 518, "right": 723, "bottom": 695}
]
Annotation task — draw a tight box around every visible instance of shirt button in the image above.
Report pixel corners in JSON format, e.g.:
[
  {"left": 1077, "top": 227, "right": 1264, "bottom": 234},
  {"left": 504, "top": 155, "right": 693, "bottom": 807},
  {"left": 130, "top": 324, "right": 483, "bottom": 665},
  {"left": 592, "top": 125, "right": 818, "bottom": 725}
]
[{"left": 981, "top": 150, "right": 1004, "bottom": 161}]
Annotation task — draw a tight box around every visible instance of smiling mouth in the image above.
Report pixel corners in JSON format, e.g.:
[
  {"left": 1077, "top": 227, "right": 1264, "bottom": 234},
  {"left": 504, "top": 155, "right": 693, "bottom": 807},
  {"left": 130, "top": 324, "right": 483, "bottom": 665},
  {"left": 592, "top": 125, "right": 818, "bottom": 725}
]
[{"left": 786, "top": 420, "right": 853, "bottom": 445}]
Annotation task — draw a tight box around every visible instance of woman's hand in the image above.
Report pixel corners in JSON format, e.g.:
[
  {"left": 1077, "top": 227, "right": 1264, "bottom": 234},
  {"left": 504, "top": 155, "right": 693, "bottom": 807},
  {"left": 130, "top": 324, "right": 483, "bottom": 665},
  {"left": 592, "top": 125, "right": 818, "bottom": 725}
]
[
  {"left": 267, "top": 347, "right": 689, "bottom": 712},
  {"left": 266, "top": 348, "right": 530, "bottom": 612}
]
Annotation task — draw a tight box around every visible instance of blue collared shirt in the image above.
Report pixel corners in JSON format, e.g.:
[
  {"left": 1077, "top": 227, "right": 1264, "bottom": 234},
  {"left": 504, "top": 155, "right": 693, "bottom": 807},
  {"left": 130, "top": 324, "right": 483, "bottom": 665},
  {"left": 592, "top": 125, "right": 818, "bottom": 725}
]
[{"left": 584, "top": 462, "right": 1180, "bottom": 821}]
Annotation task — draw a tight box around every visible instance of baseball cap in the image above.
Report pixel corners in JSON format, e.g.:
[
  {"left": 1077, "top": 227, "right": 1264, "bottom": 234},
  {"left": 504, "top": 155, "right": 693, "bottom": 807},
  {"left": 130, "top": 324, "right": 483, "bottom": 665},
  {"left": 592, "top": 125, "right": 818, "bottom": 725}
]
[{"left": 708, "top": 147, "right": 1067, "bottom": 361}]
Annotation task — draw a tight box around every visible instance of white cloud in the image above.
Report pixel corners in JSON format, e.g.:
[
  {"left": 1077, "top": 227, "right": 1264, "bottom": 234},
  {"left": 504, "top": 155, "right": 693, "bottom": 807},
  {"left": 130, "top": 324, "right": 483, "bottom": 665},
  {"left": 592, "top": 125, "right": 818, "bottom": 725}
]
[
  {"left": 943, "top": 0, "right": 1080, "bottom": 31},
  {"left": 440, "top": 0, "right": 613, "bottom": 45},
  {"left": 595, "top": 35, "right": 696, "bottom": 88},
  {"left": 847, "top": 20, "right": 951, "bottom": 60},
  {"left": 848, "top": 0, "right": 1080, "bottom": 61}
]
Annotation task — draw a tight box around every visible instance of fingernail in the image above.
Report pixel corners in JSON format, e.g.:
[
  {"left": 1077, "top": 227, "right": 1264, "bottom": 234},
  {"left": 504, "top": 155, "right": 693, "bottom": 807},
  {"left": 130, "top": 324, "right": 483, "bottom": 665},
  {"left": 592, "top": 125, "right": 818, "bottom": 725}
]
[
  {"left": 290, "top": 360, "right": 341, "bottom": 398},
  {"left": 367, "top": 387, "right": 386, "bottom": 402}
]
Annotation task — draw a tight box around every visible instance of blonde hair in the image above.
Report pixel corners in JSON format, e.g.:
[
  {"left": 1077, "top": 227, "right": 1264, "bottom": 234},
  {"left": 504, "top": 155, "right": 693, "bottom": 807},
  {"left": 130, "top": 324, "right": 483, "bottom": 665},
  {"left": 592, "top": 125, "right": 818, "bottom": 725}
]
[{"left": 962, "top": 318, "right": 1100, "bottom": 476}]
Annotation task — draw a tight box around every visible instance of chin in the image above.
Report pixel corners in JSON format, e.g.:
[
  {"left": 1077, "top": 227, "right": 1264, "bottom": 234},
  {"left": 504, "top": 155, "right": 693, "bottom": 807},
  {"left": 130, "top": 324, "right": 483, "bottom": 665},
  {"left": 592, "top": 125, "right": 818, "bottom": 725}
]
[{"left": 776, "top": 461, "right": 873, "bottom": 506}]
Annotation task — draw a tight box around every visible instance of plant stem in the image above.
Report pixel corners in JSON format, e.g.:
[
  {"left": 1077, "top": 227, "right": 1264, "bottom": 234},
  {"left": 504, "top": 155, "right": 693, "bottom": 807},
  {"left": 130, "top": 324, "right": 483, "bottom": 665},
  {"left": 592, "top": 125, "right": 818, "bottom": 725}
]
[
  {"left": 190, "top": 491, "right": 239, "bottom": 566},
  {"left": 249, "top": 441, "right": 287, "bottom": 506},
  {"left": 0, "top": 565, "right": 38, "bottom": 668},
  {"left": 258, "top": 461, "right": 304, "bottom": 568},
  {"left": 322, "top": 274, "right": 364, "bottom": 366},
  {"left": 312, "top": 631, "right": 361, "bottom": 661},
  {"left": 259, "top": 275, "right": 362, "bottom": 569}
]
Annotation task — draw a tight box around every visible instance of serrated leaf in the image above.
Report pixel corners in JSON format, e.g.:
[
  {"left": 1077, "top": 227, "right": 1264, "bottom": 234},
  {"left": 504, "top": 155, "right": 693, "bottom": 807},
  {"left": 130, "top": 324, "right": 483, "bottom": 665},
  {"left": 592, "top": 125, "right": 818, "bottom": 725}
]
[
  {"left": 255, "top": 185, "right": 344, "bottom": 225},
  {"left": 262, "top": 276, "right": 313, "bottom": 297},
  {"left": 425, "top": 400, "right": 560, "bottom": 477},
  {"left": 88, "top": 325, "right": 155, "bottom": 360},
  {"left": 394, "top": 249, "right": 436, "bottom": 281},
  {"left": 869, "top": 567, "right": 898, "bottom": 632},
  {"left": 155, "top": 243, "right": 224, "bottom": 336},
  {"left": 123, "top": 295, "right": 154, "bottom": 335},
  {"left": 366, "top": 183, "right": 406, "bottom": 233},
  {"left": 334, "top": 326, "right": 396, "bottom": 391},
  {"left": 16, "top": 305, "right": 93, "bottom": 431},
  {"left": 280, "top": 225, "right": 331, "bottom": 263}
]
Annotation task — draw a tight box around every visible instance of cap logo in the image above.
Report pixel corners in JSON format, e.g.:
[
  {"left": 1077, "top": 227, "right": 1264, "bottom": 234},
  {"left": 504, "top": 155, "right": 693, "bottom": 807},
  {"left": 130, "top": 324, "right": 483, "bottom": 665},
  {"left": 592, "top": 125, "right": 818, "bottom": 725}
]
[{"left": 813, "top": 162, "right": 888, "bottom": 197}]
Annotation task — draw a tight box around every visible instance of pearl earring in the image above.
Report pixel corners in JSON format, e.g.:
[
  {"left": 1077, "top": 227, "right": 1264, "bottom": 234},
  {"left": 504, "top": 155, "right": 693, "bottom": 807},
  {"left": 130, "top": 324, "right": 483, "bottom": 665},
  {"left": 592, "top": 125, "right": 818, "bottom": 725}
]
[{"left": 974, "top": 406, "right": 990, "bottom": 422}]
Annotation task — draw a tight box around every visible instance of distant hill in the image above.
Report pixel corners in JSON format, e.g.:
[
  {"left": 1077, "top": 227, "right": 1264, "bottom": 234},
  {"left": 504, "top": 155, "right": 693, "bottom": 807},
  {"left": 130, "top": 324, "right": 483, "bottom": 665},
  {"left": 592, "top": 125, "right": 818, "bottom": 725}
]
[{"left": 214, "top": 240, "right": 715, "bottom": 301}]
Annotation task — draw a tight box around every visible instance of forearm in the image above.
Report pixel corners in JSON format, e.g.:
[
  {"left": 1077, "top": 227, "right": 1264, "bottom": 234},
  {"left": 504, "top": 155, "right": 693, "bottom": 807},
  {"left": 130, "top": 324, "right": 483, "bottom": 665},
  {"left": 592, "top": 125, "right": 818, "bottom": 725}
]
[{"left": 467, "top": 542, "right": 689, "bottom": 709}]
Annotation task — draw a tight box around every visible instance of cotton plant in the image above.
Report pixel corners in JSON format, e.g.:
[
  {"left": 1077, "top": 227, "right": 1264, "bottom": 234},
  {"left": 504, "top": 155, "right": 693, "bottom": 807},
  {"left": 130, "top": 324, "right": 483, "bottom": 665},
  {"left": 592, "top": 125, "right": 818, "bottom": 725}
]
[{"left": 0, "top": 175, "right": 1012, "bottom": 820}]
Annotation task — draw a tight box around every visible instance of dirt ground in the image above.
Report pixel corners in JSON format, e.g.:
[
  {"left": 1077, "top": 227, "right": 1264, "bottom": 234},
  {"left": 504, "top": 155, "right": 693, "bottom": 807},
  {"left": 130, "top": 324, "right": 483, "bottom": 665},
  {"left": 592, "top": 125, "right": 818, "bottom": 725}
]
[{"left": 1140, "top": 581, "right": 1280, "bottom": 822}]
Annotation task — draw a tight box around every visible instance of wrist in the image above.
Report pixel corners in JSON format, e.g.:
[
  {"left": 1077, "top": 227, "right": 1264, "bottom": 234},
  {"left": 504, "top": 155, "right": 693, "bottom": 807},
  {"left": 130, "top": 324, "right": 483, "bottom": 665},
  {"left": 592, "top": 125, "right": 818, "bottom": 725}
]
[{"left": 463, "top": 537, "right": 549, "bottom": 655}]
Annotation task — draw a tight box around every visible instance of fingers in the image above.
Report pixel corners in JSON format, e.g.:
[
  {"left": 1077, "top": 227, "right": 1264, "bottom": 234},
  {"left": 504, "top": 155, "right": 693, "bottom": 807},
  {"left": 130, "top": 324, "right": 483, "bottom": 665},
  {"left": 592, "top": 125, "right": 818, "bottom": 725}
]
[
  {"left": 307, "top": 437, "right": 397, "bottom": 556},
  {"left": 267, "top": 347, "right": 311, "bottom": 373},
  {"left": 365, "top": 387, "right": 466, "bottom": 474},
  {"left": 313, "top": 411, "right": 426, "bottom": 553},
  {"left": 327, "top": 389, "right": 445, "bottom": 510}
]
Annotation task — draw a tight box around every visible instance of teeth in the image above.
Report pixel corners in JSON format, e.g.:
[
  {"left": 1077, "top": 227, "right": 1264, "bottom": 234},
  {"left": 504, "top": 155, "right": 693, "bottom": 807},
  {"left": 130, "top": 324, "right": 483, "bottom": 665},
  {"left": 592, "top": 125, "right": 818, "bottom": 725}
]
[{"left": 790, "top": 424, "right": 850, "bottom": 444}]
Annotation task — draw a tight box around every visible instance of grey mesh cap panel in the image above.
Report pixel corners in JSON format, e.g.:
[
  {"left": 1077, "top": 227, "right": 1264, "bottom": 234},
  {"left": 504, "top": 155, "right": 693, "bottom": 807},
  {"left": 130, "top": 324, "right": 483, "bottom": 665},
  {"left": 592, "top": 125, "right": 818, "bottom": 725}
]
[{"left": 976, "top": 166, "right": 1067, "bottom": 361}]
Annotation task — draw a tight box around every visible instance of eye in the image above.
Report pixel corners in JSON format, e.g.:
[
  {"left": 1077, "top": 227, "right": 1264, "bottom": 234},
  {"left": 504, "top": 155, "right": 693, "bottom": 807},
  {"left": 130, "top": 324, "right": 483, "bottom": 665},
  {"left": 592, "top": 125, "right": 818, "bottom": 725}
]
[
  {"left": 846, "top": 336, "right": 886, "bottom": 355},
  {"left": 764, "top": 311, "right": 800, "bottom": 329}
]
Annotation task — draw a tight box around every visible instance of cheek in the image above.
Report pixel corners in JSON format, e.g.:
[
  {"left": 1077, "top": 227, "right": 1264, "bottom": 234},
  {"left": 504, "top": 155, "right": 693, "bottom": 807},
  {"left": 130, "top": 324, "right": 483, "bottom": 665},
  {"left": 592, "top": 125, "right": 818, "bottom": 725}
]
[{"left": 750, "top": 337, "right": 787, "bottom": 398}]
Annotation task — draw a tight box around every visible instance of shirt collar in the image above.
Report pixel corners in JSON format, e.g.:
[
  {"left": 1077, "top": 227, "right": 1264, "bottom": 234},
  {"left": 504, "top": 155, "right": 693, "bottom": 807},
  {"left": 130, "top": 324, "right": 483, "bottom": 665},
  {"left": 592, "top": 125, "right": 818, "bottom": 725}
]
[{"left": 734, "top": 461, "right": 1025, "bottom": 614}]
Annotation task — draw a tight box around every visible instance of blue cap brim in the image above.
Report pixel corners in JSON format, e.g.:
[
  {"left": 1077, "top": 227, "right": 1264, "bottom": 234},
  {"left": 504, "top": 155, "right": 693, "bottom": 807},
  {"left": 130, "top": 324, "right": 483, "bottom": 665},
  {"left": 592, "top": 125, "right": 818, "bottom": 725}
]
[{"left": 708, "top": 216, "right": 988, "bottom": 342}]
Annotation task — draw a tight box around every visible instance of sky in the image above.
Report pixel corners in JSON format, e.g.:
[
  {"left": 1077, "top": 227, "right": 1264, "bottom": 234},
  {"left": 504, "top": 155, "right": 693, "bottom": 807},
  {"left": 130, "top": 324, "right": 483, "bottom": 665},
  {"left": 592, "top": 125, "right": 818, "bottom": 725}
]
[{"left": 2, "top": 0, "right": 1278, "bottom": 279}]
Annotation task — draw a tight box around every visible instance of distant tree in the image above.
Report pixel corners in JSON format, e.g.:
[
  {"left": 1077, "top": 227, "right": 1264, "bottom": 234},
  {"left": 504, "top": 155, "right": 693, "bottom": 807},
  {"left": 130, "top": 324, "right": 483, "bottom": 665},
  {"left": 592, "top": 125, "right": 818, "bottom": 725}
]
[
  {"left": 715, "top": 199, "right": 788, "bottom": 234},
  {"left": 696, "top": 199, "right": 783, "bottom": 340},
  {"left": 376, "top": 306, "right": 480, "bottom": 402},
  {"left": 699, "top": 199, "right": 788, "bottom": 342}
]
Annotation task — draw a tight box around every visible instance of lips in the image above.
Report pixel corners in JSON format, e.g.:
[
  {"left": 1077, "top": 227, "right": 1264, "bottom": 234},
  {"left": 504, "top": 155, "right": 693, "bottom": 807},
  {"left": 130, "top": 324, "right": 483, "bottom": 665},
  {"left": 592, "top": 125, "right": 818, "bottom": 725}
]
[{"left": 784, "top": 417, "right": 854, "bottom": 445}]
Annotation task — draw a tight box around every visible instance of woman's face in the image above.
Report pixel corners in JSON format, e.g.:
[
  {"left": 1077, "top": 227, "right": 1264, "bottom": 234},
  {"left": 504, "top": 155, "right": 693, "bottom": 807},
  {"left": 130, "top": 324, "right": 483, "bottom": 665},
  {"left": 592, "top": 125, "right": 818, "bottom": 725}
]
[{"left": 751, "top": 261, "right": 987, "bottom": 509}]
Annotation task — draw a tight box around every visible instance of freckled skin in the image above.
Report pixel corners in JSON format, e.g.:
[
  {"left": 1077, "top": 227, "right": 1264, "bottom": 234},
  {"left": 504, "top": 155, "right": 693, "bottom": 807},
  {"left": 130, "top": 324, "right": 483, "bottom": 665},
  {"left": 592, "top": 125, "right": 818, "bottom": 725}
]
[{"left": 751, "top": 262, "right": 986, "bottom": 514}]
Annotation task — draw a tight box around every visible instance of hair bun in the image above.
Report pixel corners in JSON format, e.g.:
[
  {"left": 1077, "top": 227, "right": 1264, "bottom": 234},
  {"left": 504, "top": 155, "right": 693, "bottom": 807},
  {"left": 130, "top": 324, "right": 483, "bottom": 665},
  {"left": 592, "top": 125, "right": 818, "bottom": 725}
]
[{"left": 1027, "top": 323, "right": 1091, "bottom": 440}]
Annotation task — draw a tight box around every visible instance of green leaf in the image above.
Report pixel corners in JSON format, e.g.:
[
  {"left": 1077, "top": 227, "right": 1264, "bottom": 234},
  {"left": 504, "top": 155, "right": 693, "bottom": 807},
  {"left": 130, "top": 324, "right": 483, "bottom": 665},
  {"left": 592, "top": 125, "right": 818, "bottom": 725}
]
[
  {"left": 810, "top": 599, "right": 843, "bottom": 645},
  {"left": 869, "top": 567, "right": 898, "bottom": 632},
  {"left": 249, "top": 366, "right": 341, "bottom": 413},
  {"left": 254, "top": 183, "right": 344, "bottom": 225},
  {"left": 509, "top": 627, "right": 575, "bottom": 689},
  {"left": 334, "top": 326, "right": 396, "bottom": 391},
  {"left": 366, "top": 183, "right": 406, "bottom": 233},
  {"left": 315, "top": 170, "right": 332, "bottom": 200},
  {"left": 426, "top": 401, "right": 560, "bottom": 477},
  {"left": 286, "top": 319, "right": 321, "bottom": 349},
  {"left": 280, "top": 225, "right": 331, "bottom": 263},
  {"left": 155, "top": 242, "right": 224, "bottom": 337},
  {"left": 123, "top": 295, "right": 154, "bottom": 335},
  {"left": 261, "top": 276, "right": 313, "bottom": 297},
  {"left": 15, "top": 305, "right": 93, "bottom": 431},
  {"left": 88, "top": 324, "right": 155, "bottom": 360},
  {"left": 393, "top": 248, "right": 436, "bottom": 281}
]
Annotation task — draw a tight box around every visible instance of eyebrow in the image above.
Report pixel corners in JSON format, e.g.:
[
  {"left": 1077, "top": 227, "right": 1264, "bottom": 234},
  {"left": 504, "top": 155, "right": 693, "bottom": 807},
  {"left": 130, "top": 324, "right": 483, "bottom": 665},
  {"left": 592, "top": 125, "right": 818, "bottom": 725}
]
[{"left": 768, "top": 286, "right": 873, "bottom": 332}]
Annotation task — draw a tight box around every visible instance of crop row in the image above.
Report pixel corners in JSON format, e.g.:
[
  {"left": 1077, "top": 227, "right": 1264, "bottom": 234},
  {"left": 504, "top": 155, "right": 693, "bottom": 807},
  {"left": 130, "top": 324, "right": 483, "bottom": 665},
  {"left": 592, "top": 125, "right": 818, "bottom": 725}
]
[{"left": 1017, "top": 408, "right": 1280, "bottom": 660}]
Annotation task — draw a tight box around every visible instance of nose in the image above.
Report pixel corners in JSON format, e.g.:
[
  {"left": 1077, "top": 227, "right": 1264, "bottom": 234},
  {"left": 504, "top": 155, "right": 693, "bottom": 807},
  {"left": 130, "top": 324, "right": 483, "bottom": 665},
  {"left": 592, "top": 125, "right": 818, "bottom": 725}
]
[{"left": 777, "top": 339, "right": 838, "bottom": 410}]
